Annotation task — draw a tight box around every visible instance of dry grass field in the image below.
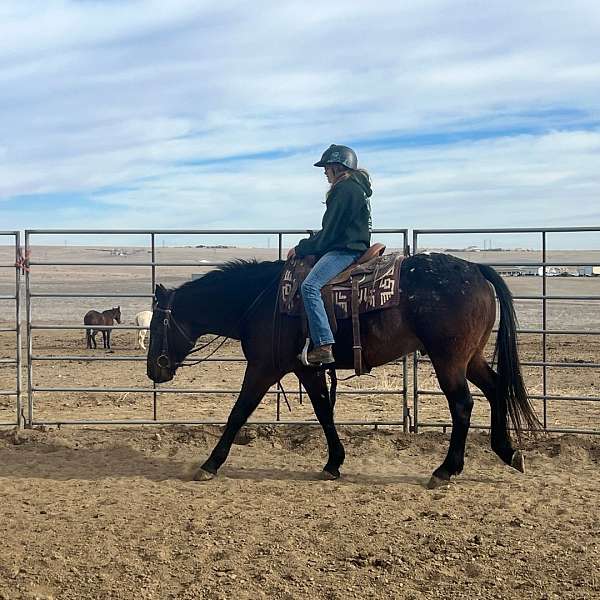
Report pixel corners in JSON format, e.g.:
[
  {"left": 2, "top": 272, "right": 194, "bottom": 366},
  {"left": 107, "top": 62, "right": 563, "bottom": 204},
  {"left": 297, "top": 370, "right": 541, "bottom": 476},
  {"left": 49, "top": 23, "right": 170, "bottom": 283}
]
[{"left": 0, "top": 244, "right": 598, "bottom": 599}]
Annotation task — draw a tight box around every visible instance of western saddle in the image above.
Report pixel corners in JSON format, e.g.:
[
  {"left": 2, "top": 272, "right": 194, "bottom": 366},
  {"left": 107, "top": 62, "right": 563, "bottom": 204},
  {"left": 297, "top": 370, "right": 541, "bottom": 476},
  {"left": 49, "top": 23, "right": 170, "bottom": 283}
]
[{"left": 279, "top": 243, "right": 404, "bottom": 375}]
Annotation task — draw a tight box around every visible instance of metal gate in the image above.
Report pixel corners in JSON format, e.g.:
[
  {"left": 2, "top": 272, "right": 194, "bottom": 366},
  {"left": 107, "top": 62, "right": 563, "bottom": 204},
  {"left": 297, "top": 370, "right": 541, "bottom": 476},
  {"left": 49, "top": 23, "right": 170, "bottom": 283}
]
[
  {"left": 0, "top": 231, "right": 22, "bottom": 427},
  {"left": 23, "top": 229, "right": 410, "bottom": 429},
  {"left": 412, "top": 227, "right": 600, "bottom": 435},
  {"left": 13, "top": 226, "right": 600, "bottom": 434}
]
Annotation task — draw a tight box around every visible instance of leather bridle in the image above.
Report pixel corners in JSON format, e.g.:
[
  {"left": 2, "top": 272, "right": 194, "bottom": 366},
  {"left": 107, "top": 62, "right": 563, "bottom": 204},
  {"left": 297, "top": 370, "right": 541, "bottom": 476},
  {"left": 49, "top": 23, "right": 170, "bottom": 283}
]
[{"left": 153, "top": 292, "right": 195, "bottom": 371}]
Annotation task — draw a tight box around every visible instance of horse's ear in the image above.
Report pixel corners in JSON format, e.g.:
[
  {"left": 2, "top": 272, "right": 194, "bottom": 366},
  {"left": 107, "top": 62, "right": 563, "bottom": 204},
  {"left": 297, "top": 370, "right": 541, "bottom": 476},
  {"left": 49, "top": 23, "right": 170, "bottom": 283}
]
[{"left": 155, "top": 284, "right": 167, "bottom": 301}]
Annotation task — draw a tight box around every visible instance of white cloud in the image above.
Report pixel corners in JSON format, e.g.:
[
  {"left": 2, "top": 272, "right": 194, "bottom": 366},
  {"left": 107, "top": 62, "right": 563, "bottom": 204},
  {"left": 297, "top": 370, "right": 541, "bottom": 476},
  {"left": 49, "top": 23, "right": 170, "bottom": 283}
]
[{"left": 0, "top": 0, "right": 599, "bottom": 243}]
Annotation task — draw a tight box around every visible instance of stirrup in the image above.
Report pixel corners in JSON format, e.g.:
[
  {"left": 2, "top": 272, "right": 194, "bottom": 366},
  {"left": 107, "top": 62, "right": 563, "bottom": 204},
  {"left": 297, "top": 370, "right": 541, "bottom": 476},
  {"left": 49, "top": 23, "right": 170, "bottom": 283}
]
[{"left": 299, "top": 338, "right": 311, "bottom": 367}]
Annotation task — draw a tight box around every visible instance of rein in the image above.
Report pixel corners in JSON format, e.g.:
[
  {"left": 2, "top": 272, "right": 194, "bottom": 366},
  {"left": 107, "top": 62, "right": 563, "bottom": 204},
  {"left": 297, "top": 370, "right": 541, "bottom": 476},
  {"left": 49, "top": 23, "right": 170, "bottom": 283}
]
[{"left": 180, "top": 336, "right": 230, "bottom": 368}]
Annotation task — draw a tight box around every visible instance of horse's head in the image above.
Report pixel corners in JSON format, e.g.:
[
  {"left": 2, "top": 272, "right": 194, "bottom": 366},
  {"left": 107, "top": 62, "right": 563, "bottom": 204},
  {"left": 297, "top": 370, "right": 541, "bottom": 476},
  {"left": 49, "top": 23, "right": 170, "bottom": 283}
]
[
  {"left": 112, "top": 306, "right": 122, "bottom": 324},
  {"left": 147, "top": 284, "right": 197, "bottom": 383}
]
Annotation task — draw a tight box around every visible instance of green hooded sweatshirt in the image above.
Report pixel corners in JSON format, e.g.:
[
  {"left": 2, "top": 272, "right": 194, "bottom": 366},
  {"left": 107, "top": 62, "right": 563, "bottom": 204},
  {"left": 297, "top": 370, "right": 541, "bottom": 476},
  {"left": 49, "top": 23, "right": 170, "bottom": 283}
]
[{"left": 295, "top": 171, "right": 372, "bottom": 258}]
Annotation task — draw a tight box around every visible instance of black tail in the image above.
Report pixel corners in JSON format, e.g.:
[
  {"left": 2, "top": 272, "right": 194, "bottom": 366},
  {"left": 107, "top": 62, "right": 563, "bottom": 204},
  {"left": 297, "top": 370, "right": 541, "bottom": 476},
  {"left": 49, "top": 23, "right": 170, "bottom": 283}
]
[{"left": 478, "top": 264, "right": 540, "bottom": 438}]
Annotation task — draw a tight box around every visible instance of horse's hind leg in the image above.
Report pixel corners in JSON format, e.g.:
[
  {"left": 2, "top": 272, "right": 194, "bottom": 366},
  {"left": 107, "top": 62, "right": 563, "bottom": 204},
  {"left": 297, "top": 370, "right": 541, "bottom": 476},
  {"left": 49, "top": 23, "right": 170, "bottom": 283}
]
[
  {"left": 296, "top": 367, "right": 345, "bottom": 479},
  {"left": 428, "top": 355, "right": 473, "bottom": 489},
  {"left": 467, "top": 353, "right": 519, "bottom": 469},
  {"left": 194, "top": 364, "right": 279, "bottom": 481},
  {"left": 86, "top": 329, "right": 91, "bottom": 349}
]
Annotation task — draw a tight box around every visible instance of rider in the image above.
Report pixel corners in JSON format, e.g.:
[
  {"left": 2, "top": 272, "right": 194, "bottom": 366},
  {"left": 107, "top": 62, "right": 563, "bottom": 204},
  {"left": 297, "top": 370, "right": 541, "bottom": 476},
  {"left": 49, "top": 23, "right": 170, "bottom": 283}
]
[{"left": 288, "top": 144, "right": 373, "bottom": 365}]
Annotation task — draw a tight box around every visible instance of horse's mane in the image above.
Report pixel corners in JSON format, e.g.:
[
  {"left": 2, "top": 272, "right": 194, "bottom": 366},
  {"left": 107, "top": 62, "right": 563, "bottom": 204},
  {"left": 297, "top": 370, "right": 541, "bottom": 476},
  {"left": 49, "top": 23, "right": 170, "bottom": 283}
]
[
  {"left": 177, "top": 258, "right": 285, "bottom": 296},
  {"left": 214, "top": 258, "right": 284, "bottom": 277}
]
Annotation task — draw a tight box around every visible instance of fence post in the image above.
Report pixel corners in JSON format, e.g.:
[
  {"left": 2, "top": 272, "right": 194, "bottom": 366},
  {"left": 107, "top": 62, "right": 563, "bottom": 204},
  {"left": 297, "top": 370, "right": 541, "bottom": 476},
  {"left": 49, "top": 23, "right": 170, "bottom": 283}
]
[
  {"left": 15, "top": 232, "right": 22, "bottom": 428},
  {"left": 24, "top": 231, "right": 33, "bottom": 427},
  {"left": 151, "top": 233, "right": 158, "bottom": 421}
]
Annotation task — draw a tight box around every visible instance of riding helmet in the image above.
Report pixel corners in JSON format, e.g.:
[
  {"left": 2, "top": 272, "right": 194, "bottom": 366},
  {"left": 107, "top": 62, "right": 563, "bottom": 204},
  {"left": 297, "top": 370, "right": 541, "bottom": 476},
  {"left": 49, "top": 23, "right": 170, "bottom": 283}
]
[{"left": 314, "top": 144, "right": 358, "bottom": 170}]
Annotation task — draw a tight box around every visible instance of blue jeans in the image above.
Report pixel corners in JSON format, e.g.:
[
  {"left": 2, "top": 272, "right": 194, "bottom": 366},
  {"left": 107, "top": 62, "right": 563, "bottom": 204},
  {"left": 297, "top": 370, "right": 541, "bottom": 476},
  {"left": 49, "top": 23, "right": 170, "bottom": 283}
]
[{"left": 301, "top": 250, "right": 361, "bottom": 347}]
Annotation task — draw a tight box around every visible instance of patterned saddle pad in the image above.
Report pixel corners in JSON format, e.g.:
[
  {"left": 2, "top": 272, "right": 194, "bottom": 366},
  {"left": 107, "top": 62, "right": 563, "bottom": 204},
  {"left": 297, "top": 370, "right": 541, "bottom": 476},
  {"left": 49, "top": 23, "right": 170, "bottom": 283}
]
[{"left": 278, "top": 252, "right": 404, "bottom": 320}]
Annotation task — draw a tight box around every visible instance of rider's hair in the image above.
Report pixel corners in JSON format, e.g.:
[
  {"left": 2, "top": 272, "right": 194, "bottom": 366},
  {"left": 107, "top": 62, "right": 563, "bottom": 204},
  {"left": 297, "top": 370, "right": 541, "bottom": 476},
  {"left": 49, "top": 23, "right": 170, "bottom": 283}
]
[{"left": 327, "top": 164, "right": 371, "bottom": 196}]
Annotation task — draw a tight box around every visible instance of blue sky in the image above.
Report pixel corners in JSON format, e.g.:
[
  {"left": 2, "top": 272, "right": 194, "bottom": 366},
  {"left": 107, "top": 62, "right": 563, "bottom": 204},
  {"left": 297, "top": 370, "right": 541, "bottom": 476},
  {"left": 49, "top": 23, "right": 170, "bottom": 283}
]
[{"left": 1, "top": 1, "right": 599, "bottom": 248}]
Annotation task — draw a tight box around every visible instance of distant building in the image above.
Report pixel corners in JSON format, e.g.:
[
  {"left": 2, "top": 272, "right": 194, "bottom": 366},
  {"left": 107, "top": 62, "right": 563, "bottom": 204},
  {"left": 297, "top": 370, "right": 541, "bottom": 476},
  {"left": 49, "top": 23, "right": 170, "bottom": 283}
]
[
  {"left": 495, "top": 265, "right": 538, "bottom": 277},
  {"left": 516, "top": 266, "right": 539, "bottom": 276},
  {"left": 537, "top": 266, "right": 566, "bottom": 277},
  {"left": 577, "top": 266, "right": 600, "bottom": 277},
  {"left": 495, "top": 267, "right": 524, "bottom": 277}
]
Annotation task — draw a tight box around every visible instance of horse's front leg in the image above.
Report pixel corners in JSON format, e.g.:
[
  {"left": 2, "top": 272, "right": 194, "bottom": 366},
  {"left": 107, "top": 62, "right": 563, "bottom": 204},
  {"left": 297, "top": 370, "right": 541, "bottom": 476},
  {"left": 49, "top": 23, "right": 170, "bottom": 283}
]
[
  {"left": 105, "top": 330, "right": 111, "bottom": 349},
  {"left": 193, "top": 364, "right": 279, "bottom": 481},
  {"left": 296, "top": 367, "right": 345, "bottom": 479}
]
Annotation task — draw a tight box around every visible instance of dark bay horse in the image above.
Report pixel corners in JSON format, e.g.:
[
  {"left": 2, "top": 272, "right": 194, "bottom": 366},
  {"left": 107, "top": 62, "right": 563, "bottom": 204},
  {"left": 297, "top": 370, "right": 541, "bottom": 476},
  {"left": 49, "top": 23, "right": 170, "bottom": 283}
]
[
  {"left": 146, "top": 253, "right": 539, "bottom": 488},
  {"left": 84, "top": 306, "right": 121, "bottom": 349}
]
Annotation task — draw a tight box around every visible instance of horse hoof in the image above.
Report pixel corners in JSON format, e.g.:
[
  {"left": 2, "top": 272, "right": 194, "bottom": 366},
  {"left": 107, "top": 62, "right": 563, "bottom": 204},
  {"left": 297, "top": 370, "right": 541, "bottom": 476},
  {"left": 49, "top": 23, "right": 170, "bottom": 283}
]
[
  {"left": 321, "top": 469, "right": 340, "bottom": 481},
  {"left": 192, "top": 468, "right": 215, "bottom": 482},
  {"left": 427, "top": 475, "right": 450, "bottom": 490},
  {"left": 511, "top": 450, "right": 525, "bottom": 473}
]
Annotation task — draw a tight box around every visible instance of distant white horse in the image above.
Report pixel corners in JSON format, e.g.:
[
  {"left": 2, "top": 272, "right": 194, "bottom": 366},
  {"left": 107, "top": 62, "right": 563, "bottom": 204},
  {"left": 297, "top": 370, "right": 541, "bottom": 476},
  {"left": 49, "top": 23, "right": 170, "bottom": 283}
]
[{"left": 134, "top": 310, "right": 153, "bottom": 350}]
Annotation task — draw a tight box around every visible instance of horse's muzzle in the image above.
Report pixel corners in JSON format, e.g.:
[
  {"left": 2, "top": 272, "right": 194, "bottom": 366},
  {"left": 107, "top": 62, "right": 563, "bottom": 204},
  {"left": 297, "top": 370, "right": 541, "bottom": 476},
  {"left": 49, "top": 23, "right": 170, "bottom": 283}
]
[{"left": 147, "top": 360, "right": 174, "bottom": 383}]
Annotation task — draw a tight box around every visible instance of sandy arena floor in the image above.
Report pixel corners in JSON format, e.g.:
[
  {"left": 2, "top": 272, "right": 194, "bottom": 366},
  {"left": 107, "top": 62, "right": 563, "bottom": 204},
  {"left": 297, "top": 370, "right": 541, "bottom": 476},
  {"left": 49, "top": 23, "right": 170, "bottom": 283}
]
[
  {"left": 0, "top": 245, "right": 598, "bottom": 598},
  {"left": 0, "top": 426, "right": 598, "bottom": 600}
]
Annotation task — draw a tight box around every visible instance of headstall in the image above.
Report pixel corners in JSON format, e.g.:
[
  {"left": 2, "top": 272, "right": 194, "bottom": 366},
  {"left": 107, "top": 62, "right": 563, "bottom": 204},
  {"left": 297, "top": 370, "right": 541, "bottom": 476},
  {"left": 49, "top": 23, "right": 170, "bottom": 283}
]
[{"left": 153, "top": 292, "right": 195, "bottom": 370}]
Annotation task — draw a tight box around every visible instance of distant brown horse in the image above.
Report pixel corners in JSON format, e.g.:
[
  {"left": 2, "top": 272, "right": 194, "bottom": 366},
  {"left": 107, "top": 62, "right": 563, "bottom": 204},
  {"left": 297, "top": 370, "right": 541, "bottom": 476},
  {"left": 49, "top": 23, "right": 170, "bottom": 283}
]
[
  {"left": 146, "top": 254, "right": 540, "bottom": 488},
  {"left": 84, "top": 307, "right": 122, "bottom": 349}
]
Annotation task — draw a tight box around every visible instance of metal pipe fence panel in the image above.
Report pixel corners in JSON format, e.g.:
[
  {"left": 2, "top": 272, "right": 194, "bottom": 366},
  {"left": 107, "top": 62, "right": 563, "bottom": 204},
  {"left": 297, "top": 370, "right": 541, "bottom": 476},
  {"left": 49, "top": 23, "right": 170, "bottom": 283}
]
[
  {"left": 24, "top": 229, "right": 409, "bottom": 429},
  {"left": 412, "top": 227, "right": 600, "bottom": 435},
  {"left": 0, "top": 232, "right": 22, "bottom": 427},
  {"left": 18, "top": 227, "right": 600, "bottom": 434}
]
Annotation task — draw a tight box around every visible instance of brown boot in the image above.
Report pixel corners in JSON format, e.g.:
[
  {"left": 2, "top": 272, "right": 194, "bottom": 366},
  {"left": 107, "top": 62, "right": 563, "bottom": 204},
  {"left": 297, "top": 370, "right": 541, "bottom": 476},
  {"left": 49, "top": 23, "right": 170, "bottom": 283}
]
[{"left": 306, "top": 344, "right": 334, "bottom": 365}]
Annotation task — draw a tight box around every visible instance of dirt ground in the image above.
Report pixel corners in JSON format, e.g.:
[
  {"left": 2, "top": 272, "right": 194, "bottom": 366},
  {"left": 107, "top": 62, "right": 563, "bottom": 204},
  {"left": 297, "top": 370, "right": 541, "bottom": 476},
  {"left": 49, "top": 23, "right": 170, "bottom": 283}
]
[
  {"left": 0, "top": 426, "right": 598, "bottom": 600},
  {"left": 0, "top": 350, "right": 598, "bottom": 600},
  {"left": 0, "top": 245, "right": 599, "bottom": 598}
]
